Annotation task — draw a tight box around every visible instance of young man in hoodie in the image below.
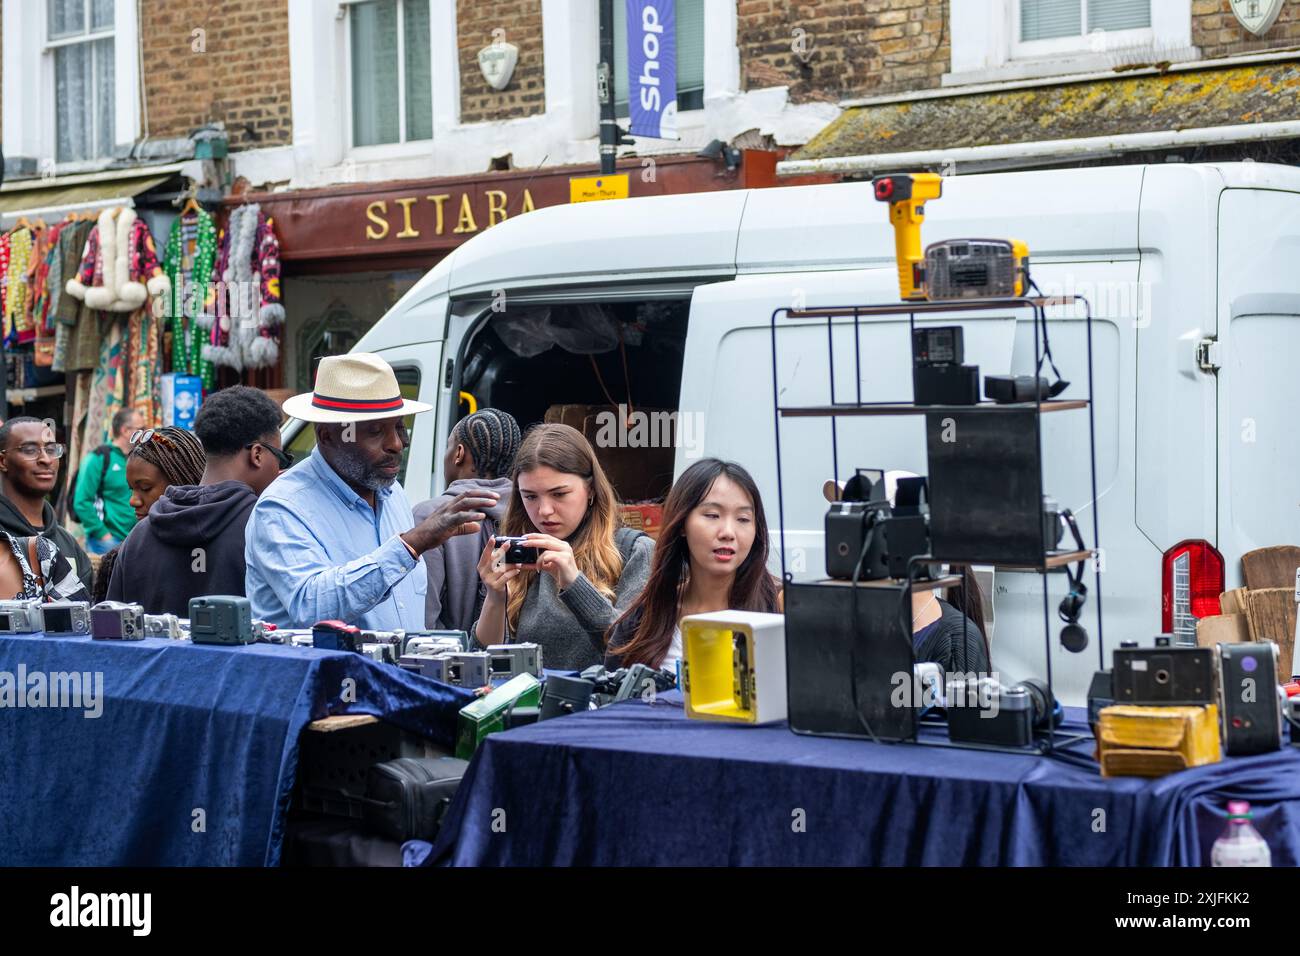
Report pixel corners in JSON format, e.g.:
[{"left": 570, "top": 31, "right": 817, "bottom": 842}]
[
  {"left": 106, "top": 387, "right": 287, "bottom": 615},
  {"left": 413, "top": 408, "right": 521, "bottom": 633},
  {"left": 0, "top": 417, "right": 93, "bottom": 590}
]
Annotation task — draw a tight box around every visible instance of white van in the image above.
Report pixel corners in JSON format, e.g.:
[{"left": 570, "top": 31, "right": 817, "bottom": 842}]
[{"left": 283, "top": 162, "right": 1300, "bottom": 704}]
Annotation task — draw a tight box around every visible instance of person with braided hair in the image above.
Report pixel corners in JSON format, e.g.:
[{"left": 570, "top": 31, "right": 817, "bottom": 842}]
[
  {"left": 108, "top": 389, "right": 288, "bottom": 615},
  {"left": 414, "top": 408, "right": 522, "bottom": 632},
  {"left": 98, "top": 427, "right": 206, "bottom": 609}
]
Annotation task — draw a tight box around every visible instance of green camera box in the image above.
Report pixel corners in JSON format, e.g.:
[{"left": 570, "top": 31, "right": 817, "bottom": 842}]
[{"left": 455, "top": 673, "right": 542, "bottom": 759}]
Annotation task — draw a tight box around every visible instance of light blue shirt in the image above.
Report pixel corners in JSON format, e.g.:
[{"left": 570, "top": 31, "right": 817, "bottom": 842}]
[{"left": 244, "top": 447, "right": 427, "bottom": 630}]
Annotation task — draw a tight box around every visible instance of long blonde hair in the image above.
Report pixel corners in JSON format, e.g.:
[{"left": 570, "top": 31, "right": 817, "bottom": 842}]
[{"left": 502, "top": 424, "right": 623, "bottom": 633}]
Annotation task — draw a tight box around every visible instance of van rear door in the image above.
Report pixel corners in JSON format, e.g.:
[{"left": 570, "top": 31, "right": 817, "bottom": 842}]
[{"left": 1217, "top": 187, "right": 1300, "bottom": 596}]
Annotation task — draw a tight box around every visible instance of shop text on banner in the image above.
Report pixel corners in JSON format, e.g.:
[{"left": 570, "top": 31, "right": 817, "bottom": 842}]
[{"left": 626, "top": 0, "right": 678, "bottom": 140}]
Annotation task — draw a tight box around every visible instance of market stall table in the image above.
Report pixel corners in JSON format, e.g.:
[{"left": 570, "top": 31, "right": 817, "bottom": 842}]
[
  {"left": 0, "top": 634, "right": 474, "bottom": 866},
  {"left": 415, "top": 691, "right": 1300, "bottom": 866}
]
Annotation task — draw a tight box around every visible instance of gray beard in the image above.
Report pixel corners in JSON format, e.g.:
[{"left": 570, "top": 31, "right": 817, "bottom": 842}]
[{"left": 330, "top": 448, "right": 396, "bottom": 492}]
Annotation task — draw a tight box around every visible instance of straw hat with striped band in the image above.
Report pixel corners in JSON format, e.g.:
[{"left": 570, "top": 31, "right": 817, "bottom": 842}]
[{"left": 282, "top": 353, "right": 432, "bottom": 423}]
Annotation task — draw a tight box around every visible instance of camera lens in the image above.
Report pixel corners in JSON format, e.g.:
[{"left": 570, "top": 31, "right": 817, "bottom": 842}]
[{"left": 1155, "top": 668, "right": 1170, "bottom": 685}]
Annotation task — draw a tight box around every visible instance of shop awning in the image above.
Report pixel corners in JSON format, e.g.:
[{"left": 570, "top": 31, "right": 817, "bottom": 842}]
[
  {"left": 0, "top": 166, "right": 181, "bottom": 222},
  {"left": 780, "top": 60, "right": 1300, "bottom": 176}
]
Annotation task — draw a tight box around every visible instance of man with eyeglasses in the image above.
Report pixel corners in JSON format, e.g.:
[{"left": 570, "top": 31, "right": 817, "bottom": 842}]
[
  {"left": 72, "top": 408, "right": 142, "bottom": 555},
  {"left": 107, "top": 387, "right": 287, "bottom": 615},
  {"left": 0, "top": 416, "right": 94, "bottom": 589}
]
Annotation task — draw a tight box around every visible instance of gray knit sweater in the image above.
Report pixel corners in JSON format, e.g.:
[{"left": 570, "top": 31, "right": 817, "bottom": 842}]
[{"left": 473, "top": 527, "right": 654, "bottom": 670}]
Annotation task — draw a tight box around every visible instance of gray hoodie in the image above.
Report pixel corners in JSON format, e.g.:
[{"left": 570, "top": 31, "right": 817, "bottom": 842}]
[{"left": 412, "top": 476, "right": 512, "bottom": 633}]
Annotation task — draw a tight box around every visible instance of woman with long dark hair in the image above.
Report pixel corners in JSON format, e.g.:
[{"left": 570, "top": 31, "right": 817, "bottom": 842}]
[{"left": 606, "top": 459, "right": 781, "bottom": 669}]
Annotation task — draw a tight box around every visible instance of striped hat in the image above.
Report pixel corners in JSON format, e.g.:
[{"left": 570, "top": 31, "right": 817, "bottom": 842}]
[{"left": 281, "top": 353, "right": 432, "bottom": 423}]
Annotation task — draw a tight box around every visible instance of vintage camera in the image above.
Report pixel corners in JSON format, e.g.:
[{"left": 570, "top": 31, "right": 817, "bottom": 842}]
[
  {"left": 540, "top": 674, "right": 596, "bottom": 720},
  {"left": 143, "top": 614, "right": 184, "bottom": 640},
  {"left": 312, "top": 619, "right": 363, "bottom": 652},
  {"left": 485, "top": 642, "right": 543, "bottom": 679},
  {"left": 1217, "top": 642, "right": 1283, "bottom": 756},
  {"left": 40, "top": 601, "right": 91, "bottom": 637},
  {"left": 947, "top": 676, "right": 1058, "bottom": 748},
  {"left": 497, "top": 536, "right": 540, "bottom": 565},
  {"left": 825, "top": 470, "right": 931, "bottom": 581},
  {"left": 1112, "top": 636, "right": 1216, "bottom": 706},
  {"left": 91, "top": 601, "right": 144, "bottom": 640},
  {"left": 912, "top": 326, "right": 979, "bottom": 406},
  {"left": 406, "top": 635, "right": 466, "bottom": 657},
  {"left": 985, "top": 374, "right": 1052, "bottom": 404},
  {"left": 361, "top": 642, "right": 399, "bottom": 665},
  {"left": 0, "top": 599, "right": 44, "bottom": 635},
  {"left": 579, "top": 663, "right": 677, "bottom": 708},
  {"left": 401, "top": 651, "right": 491, "bottom": 688},
  {"left": 190, "top": 596, "right": 254, "bottom": 645},
  {"left": 400, "top": 630, "right": 468, "bottom": 654}
]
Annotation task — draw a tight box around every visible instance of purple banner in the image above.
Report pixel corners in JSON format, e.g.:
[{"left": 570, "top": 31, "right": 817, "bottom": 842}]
[{"left": 625, "top": 0, "right": 678, "bottom": 140}]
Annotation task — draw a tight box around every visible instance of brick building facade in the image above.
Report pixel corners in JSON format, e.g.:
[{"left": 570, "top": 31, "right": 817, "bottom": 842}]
[
  {"left": 456, "top": 0, "right": 546, "bottom": 123},
  {"left": 738, "top": 0, "right": 949, "bottom": 102},
  {"left": 141, "top": 0, "right": 292, "bottom": 151}
]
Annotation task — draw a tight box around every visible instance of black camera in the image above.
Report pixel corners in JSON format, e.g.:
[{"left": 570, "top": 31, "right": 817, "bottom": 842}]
[
  {"left": 1112, "top": 636, "right": 1216, "bottom": 706},
  {"left": 984, "top": 374, "right": 1052, "bottom": 404},
  {"left": 825, "top": 469, "right": 931, "bottom": 581},
  {"left": 947, "top": 676, "right": 1058, "bottom": 748},
  {"left": 497, "top": 536, "right": 540, "bottom": 565},
  {"left": 912, "top": 326, "right": 979, "bottom": 406}
]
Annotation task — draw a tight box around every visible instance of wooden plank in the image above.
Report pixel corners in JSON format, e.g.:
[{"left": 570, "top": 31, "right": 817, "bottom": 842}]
[
  {"left": 1243, "top": 587, "right": 1296, "bottom": 684},
  {"left": 1241, "top": 546, "right": 1300, "bottom": 590},
  {"left": 1219, "top": 587, "right": 1250, "bottom": 616},
  {"left": 306, "top": 714, "right": 380, "bottom": 733},
  {"left": 1196, "top": 612, "right": 1250, "bottom": 648}
]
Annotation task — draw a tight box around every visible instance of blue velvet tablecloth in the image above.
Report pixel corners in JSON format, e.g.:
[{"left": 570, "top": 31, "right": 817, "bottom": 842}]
[
  {"left": 0, "top": 635, "right": 475, "bottom": 866},
  {"left": 414, "top": 692, "right": 1300, "bottom": 866}
]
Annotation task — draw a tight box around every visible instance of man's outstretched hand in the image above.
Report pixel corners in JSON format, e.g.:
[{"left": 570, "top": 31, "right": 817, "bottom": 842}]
[{"left": 401, "top": 491, "right": 499, "bottom": 555}]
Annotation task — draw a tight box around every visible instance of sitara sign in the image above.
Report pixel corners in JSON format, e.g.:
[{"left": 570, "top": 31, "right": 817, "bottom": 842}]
[{"left": 241, "top": 156, "right": 743, "bottom": 263}]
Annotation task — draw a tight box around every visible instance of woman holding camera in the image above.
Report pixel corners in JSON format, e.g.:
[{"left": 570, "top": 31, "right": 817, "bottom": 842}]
[
  {"left": 474, "top": 423, "right": 654, "bottom": 670},
  {"left": 605, "top": 459, "right": 782, "bottom": 671}
]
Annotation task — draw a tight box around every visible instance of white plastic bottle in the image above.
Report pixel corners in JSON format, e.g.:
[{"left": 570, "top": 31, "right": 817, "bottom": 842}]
[{"left": 1211, "top": 800, "right": 1272, "bottom": 867}]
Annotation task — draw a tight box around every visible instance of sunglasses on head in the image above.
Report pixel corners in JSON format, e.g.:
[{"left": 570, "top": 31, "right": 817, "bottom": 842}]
[{"left": 130, "top": 428, "right": 174, "bottom": 449}]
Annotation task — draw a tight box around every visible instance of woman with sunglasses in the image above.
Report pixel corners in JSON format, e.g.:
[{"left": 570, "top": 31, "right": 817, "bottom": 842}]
[{"left": 107, "top": 388, "right": 288, "bottom": 615}]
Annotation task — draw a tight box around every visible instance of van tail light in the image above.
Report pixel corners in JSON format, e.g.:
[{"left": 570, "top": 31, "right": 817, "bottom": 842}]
[{"left": 1161, "top": 539, "right": 1225, "bottom": 644}]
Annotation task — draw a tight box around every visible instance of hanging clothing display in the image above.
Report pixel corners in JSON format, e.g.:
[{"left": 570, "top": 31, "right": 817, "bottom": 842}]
[
  {"left": 64, "top": 207, "right": 169, "bottom": 314},
  {"left": 4, "top": 225, "right": 35, "bottom": 345},
  {"left": 162, "top": 209, "right": 217, "bottom": 390},
  {"left": 200, "top": 202, "right": 284, "bottom": 371}
]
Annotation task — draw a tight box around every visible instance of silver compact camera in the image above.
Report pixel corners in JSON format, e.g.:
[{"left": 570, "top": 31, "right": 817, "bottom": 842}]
[
  {"left": 91, "top": 601, "right": 145, "bottom": 640},
  {"left": 486, "top": 642, "right": 543, "bottom": 679},
  {"left": 0, "top": 599, "right": 44, "bottom": 634},
  {"left": 143, "top": 613, "right": 184, "bottom": 640},
  {"left": 399, "top": 651, "right": 491, "bottom": 687},
  {"left": 41, "top": 601, "right": 92, "bottom": 637}
]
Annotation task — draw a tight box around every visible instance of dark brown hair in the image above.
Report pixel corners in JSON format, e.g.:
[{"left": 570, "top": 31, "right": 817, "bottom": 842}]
[
  {"left": 502, "top": 424, "right": 622, "bottom": 633},
  {"left": 947, "top": 565, "right": 990, "bottom": 663},
  {"left": 608, "top": 459, "right": 780, "bottom": 666}
]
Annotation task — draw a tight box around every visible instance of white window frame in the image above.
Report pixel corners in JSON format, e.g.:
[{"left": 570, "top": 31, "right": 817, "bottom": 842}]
[
  {"left": 344, "top": 0, "right": 434, "bottom": 153},
  {"left": 946, "top": 0, "right": 1196, "bottom": 88},
  {"left": 1012, "top": 0, "right": 1154, "bottom": 59},
  {"left": 3, "top": 0, "right": 139, "bottom": 175}
]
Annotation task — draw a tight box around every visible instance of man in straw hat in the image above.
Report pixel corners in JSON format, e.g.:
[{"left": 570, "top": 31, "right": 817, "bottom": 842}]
[{"left": 244, "top": 353, "right": 498, "bottom": 629}]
